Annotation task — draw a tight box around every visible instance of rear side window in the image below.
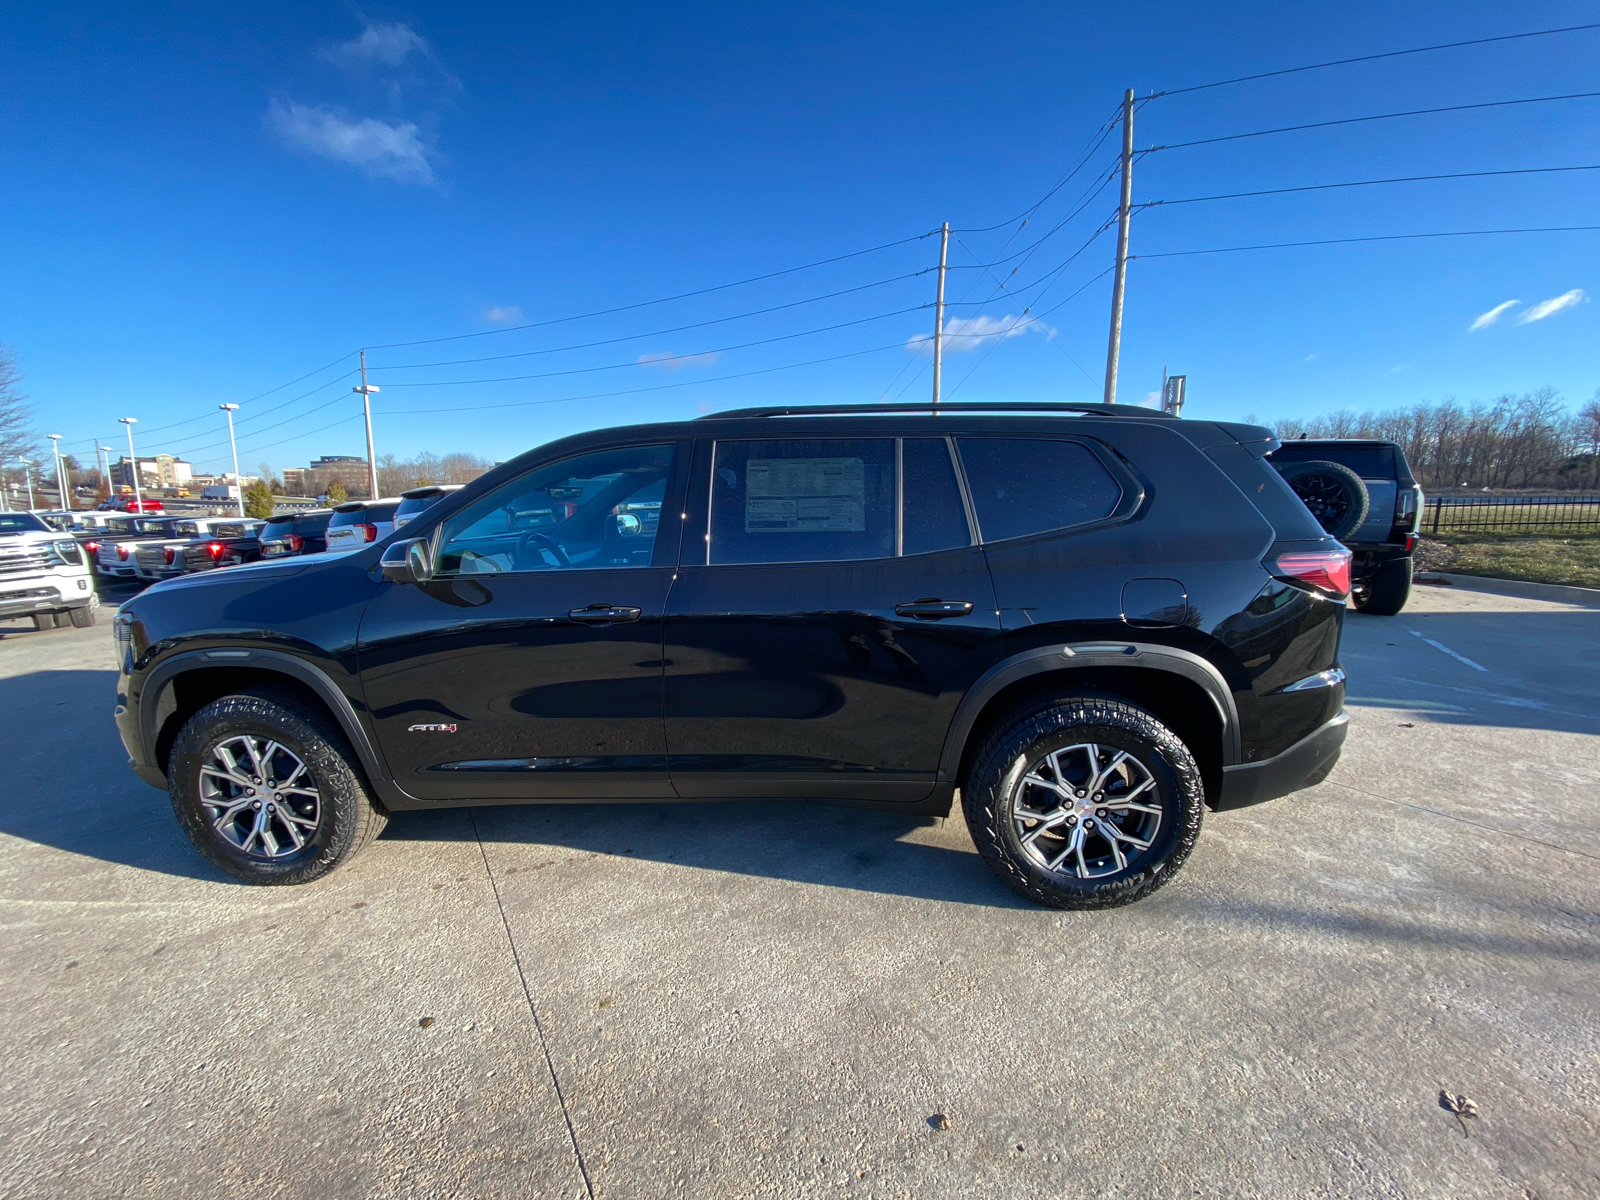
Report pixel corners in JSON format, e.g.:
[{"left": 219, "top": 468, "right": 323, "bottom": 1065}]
[
  {"left": 711, "top": 439, "right": 896, "bottom": 565},
  {"left": 956, "top": 438, "right": 1122, "bottom": 543}
]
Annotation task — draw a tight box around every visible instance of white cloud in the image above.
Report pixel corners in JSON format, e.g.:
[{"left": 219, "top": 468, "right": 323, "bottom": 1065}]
[
  {"left": 323, "top": 22, "right": 433, "bottom": 69},
  {"left": 1469, "top": 300, "right": 1519, "bottom": 331},
  {"left": 268, "top": 100, "right": 436, "bottom": 185},
  {"left": 907, "top": 313, "right": 1057, "bottom": 356},
  {"left": 1515, "top": 289, "right": 1587, "bottom": 325},
  {"left": 482, "top": 304, "right": 524, "bottom": 325},
  {"left": 1141, "top": 391, "right": 1162, "bottom": 409},
  {"left": 639, "top": 351, "right": 721, "bottom": 371}
]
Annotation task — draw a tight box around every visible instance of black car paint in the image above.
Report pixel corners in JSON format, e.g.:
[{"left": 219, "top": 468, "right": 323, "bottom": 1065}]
[{"left": 115, "top": 412, "right": 1348, "bottom": 817}]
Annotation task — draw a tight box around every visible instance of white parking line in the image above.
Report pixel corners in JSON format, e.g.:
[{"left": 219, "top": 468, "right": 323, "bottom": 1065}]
[{"left": 1406, "top": 628, "right": 1489, "bottom": 672}]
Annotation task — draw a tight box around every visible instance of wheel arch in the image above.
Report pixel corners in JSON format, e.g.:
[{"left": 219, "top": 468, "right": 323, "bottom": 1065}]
[
  {"left": 140, "top": 651, "right": 412, "bottom": 808},
  {"left": 941, "top": 644, "right": 1241, "bottom": 808}
]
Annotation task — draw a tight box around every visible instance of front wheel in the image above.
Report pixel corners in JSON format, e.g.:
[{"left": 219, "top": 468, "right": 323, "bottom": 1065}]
[
  {"left": 168, "top": 687, "right": 387, "bottom": 884},
  {"left": 963, "top": 695, "right": 1205, "bottom": 909}
]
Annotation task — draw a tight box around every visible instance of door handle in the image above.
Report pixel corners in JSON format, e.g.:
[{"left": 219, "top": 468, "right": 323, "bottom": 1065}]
[
  {"left": 894, "top": 598, "right": 975, "bottom": 620},
  {"left": 568, "top": 604, "right": 643, "bottom": 625}
]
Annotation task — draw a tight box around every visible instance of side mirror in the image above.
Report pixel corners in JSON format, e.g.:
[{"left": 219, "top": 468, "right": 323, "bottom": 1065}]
[
  {"left": 614, "top": 512, "right": 642, "bottom": 537},
  {"left": 380, "top": 537, "right": 434, "bottom": 584}
]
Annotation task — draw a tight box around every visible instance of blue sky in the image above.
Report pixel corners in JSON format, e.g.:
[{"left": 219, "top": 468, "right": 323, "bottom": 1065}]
[{"left": 2, "top": 2, "right": 1597, "bottom": 478}]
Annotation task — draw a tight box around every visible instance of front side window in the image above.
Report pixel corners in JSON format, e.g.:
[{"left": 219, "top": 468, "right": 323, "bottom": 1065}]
[
  {"left": 956, "top": 438, "right": 1122, "bottom": 543},
  {"left": 434, "top": 444, "right": 674, "bottom": 575}
]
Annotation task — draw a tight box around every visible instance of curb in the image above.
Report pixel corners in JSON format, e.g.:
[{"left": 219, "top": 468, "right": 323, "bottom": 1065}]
[{"left": 1415, "top": 571, "right": 1600, "bottom": 608}]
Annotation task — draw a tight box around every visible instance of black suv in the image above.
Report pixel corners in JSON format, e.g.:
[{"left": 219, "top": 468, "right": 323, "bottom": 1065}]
[
  {"left": 1267, "top": 439, "right": 1423, "bottom": 615},
  {"left": 113, "top": 403, "right": 1350, "bottom": 909}
]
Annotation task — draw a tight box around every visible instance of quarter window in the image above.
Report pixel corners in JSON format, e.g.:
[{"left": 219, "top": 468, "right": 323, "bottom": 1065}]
[
  {"left": 956, "top": 438, "right": 1122, "bottom": 542},
  {"left": 434, "top": 444, "right": 674, "bottom": 575}
]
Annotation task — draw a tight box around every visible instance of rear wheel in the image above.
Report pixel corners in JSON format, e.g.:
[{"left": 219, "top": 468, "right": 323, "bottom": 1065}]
[
  {"left": 962, "top": 695, "right": 1205, "bottom": 909},
  {"left": 168, "top": 687, "right": 387, "bottom": 884},
  {"left": 1353, "top": 556, "right": 1411, "bottom": 616}
]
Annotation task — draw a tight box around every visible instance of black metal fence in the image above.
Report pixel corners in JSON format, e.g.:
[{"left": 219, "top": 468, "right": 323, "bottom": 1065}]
[{"left": 1425, "top": 495, "right": 1600, "bottom": 534}]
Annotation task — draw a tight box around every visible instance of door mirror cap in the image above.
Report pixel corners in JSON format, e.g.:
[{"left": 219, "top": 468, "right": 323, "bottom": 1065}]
[{"left": 380, "top": 537, "right": 434, "bottom": 584}]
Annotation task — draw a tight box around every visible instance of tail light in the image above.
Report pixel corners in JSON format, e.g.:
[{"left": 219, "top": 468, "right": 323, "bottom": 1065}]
[
  {"left": 1268, "top": 546, "right": 1351, "bottom": 599},
  {"left": 85, "top": 541, "right": 100, "bottom": 553},
  {"left": 288, "top": 534, "right": 304, "bottom": 552},
  {"left": 358, "top": 522, "right": 379, "bottom": 542},
  {"left": 163, "top": 547, "right": 177, "bottom": 565},
  {"left": 207, "top": 541, "right": 225, "bottom": 560},
  {"left": 117, "top": 545, "right": 129, "bottom": 561}
]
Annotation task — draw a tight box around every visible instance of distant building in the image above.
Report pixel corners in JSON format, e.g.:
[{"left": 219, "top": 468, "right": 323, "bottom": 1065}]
[
  {"left": 282, "top": 455, "right": 371, "bottom": 499},
  {"left": 111, "top": 455, "right": 192, "bottom": 490}
]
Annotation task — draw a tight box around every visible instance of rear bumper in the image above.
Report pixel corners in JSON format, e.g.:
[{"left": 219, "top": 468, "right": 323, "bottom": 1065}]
[
  {"left": 1347, "top": 542, "right": 1411, "bottom": 578},
  {"left": 1215, "top": 709, "right": 1348, "bottom": 810}
]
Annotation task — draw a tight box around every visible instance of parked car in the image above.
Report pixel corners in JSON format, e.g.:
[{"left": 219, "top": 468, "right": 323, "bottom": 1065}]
[
  {"left": 133, "top": 517, "right": 258, "bottom": 581},
  {"left": 1268, "top": 438, "right": 1423, "bottom": 615},
  {"left": 178, "top": 519, "right": 267, "bottom": 574},
  {"left": 392, "top": 484, "right": 463, "bottom": 530},
  {"left": 113, "top": 402, "right": 1350, "bottom": 907},
  {"left": 104, "top": 497, "right": 165, "bottom": 513},
  {"left": 323, "top": 500, "right": 401, "bottom": 553},
  {"left": 258, "top": 509, "right": 334, "bottom": 558},
  {"left": 93, "top": 515, "right": 194, "bottom": 579},
  {"left": 0, "top": 511, "right": 98, "bottom": 629}
]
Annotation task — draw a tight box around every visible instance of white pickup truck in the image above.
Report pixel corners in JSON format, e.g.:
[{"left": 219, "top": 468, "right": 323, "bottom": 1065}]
[{"left": 0, "top": 511, "right": 98, "bottom": 630}]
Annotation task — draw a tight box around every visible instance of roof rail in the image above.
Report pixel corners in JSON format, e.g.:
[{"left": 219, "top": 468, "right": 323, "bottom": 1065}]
[{"left": 700, "top": 401, "right": 1175, "bottom": 420}]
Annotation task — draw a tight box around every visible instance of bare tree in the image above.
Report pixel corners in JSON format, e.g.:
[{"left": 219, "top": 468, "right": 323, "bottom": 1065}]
[{"left": 0, "top": 343, "right": 35, "bottom": 467}]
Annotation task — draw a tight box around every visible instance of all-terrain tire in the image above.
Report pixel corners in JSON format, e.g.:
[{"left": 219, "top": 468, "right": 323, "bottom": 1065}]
[
  {"left": 168, "top": 686, "right": 387, "bottom": 885},
  {"left": 1277, "top": 459, "right": 1370, "bottom": 540},
  {"left": 962, "top": 695, "right": 1205, "bottom": 909},
  {"left": 68, "top": 604, "right": 96, "bottom": 628},
  {"left": 1354, "top": 555, "right": 1411, "bottom": 616}
]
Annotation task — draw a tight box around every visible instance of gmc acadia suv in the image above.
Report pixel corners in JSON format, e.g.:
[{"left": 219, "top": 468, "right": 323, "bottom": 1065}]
[{"left": 113, "top": 403, "right": 1350, "bottom": 909}]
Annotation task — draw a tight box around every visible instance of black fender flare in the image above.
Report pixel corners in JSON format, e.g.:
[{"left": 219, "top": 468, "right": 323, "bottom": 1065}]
[
  {"left": 937, "top": 640, "right": 1242, "bottom": 781},
  {"left": 139, "top": 648, "right": 419, "bottom": 810}
]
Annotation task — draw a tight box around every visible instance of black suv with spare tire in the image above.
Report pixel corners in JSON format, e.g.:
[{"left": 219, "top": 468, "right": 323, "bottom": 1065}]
[{"left": 113, "top": 403, "right": 1351, "bottom": 909}]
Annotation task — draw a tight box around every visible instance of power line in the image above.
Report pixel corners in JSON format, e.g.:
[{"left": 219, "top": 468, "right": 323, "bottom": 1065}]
[
  {"left": 373, "top": 272, "right": 933, "bottom": 371},
  {"left": 138, "top": 354, "right": 359, "bottom": 436},
  {"left": 366, "top": 231, "right": 940, "bottom": 351},
  {"left": 380, "top": 343, "right": 912, "bottom": 417},
  {"left": 1133, "top": 225, "right": 1600, "bottom": 259},
  {"left": 1147, "top": 91, "right": 1600, "bottom": 152},
  {"left": 1138, "top": 164, "right": 1600, "bottom": 208},
  {"left": 950, "top": 102, "right": 1125, "bottom": 234},
  {"left": 372, "top": 307, "right": 931, "bottom": 389},
  {"left": 1151, "top": 22, "right": 1600, "bottom": 98}
]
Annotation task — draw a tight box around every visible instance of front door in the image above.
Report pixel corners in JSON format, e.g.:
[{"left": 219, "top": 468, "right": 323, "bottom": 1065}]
[
  {"left": 663, "top": 435, "right": 1000, "bottom": 803},
  {"left": 358, "top": 442, "right": 685, "bottom": 801}
]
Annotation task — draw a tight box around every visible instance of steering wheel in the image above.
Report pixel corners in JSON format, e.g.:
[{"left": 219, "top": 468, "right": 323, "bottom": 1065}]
[{"left": 515, "top": 530, "right": 573, "bottom": 569}]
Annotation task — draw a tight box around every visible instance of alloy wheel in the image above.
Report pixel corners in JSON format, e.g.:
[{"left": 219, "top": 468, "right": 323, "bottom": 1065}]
[
  {"left": 199, "top": 735, "right": 321, "bottom": 858},
  {"left": 1010, "top": 742, "right": 1163, "bottom": 878}
]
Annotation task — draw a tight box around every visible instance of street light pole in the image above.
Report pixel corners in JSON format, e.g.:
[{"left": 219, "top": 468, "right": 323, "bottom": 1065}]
[
  {"left": 98, "top": 445, "right": 114, "bottom": 507},
  {"left": 47, "top": 434, "right": 67, "bottom": 511},
  {"left": 219, "top": 403, "right": 244, "bottom": 517},
  {"left": 119, "top": 417, "right": 142, "bottom": 509},
  {"left": 353, "top": 350, "right": 380, "bottom": 500},
  {"left": 16, "top": 460, "right": 37, "bottom": 510}
]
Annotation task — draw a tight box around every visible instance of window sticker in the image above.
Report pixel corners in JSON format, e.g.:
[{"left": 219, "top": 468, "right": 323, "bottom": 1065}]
[{"left": 745, "top": 457, "right": 865, "bottom": 533}]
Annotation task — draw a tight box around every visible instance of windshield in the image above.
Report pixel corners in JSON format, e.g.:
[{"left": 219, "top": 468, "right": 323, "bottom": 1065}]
[
  {"left": 394, "top": 493, "right": 443, "bottom": 519},
  {"left": 0, "top": 513, "right": 51, "bottom": 534},
  {"left": 1269, "top": 444, "right": 1394, "bottom": 480},
  {"left": 261, "top": 519, "right": 294, "bottom": 539},
  {"left": 329, "top": 502, "right": 399, "bottom": 528}
]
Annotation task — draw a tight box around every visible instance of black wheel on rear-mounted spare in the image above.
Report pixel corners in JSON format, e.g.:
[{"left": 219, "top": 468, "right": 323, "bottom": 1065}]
[
  {"left": 168, "top": 686, "right": 387, "bottom": 885},
  {"left": 1277, "top": 459, "right": 1370, "bottom": 541},
  {"left": 962, "top": 695, "right": 1205, "bottom": 909}
]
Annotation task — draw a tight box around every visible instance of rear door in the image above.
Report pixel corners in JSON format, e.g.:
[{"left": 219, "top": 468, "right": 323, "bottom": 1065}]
[{"left": 662, "top": 434, "right": 1000, "bottom": 803}]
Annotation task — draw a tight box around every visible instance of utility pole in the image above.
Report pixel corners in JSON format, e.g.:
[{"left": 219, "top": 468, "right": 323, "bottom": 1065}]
[
  {"left": 1102, "top": 89, "right": 1136, "bottom": 405},
  {"left": 219, "top": 404, "right": 245, "bottom": 517},
  {"left": 119, "top": 417, "right": 142, "bottom": 509},
  {"left": 47, "top": 434, "right": 67, "bottom": 511},
  {"left": 353, "top": 350, "right": 380, "bottom": 500},
  {"left": 931, "top": 222, "right": 949, "bottom": 406}
]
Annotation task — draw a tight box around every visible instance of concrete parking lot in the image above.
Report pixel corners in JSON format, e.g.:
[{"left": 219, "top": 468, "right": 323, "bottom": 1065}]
[{"left": 1, "top": 583, "right": 1596, "bottom": 1199}]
